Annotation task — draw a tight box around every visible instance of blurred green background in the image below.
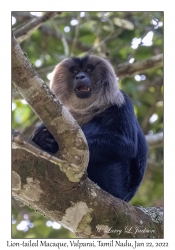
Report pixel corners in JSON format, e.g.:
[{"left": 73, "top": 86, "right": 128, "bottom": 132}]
[{"left": 12, "top": 11, "right": 163, "bottom": 238}]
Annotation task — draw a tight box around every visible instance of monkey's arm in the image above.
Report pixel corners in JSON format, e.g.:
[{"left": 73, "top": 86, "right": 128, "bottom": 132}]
[
  {"left": 31, "top": 122, "right": 137, "bottom": 160},
  {"left": 31, "top": 123, "right": 59, "bottom": 153}
]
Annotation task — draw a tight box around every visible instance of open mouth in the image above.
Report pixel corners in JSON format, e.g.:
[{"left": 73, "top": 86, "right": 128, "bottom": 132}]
[
  {"left": 75, "top": 86, "right": 91, "bottom": 92},
  {"left": 74, "top": 84, "right": 91, "bottom": 98}
]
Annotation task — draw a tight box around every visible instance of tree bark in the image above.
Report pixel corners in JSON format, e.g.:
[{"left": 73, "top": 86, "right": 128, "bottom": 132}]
[
  {"left": 116, "top": 54, "right": 163, "bottom": 78},
  {"left": 14, "top": 12, "right": 60, "bottom": 43},
  {"left": 12, "top": 130, "right": 163, "bottom": 238},
  {"left": 12, "top": 33, "right": 89, "bottom": 182},
  {"left": 145, "top": 132, "right": 163, "bottom": 149}
]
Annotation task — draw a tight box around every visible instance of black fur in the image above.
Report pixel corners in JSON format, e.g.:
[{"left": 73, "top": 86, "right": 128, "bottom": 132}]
[
  {"left": 72, "top": 55, "right": 89, "bottom": 68},
  {"left": 31, "top": 91, "right": 148, "bottom": 202},
  {"left": 81, "top": 92, "right": 148, "bottom": 201}
]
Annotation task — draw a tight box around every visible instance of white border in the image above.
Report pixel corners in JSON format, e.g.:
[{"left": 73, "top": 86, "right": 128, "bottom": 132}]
[{"left": 1, "top": 1, "right": 174, "bottom": 248}]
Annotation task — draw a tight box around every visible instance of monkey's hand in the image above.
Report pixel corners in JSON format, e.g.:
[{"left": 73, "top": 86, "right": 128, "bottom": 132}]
[{"left": 31, "top": 123, "right": 59, "bottom": 154}]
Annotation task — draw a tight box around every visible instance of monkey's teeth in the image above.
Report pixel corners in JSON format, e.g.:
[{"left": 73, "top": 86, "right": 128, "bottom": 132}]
[{"left": 76, "top": 86, "right": 91, "bottom": 91}]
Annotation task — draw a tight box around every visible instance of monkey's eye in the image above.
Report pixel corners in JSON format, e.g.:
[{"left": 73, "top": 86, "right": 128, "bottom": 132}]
[
  {"left": 86, "top": 67, "right": 92, "bottom": 72},
  {"left": 85, "top": 65, "right": 94, "bottom": 72},
  {"left": 70, "top": 67, "right": 79, "bottom": 74},
  {"left": 73, "top": 69, "right": 79, "bottom": 74}
]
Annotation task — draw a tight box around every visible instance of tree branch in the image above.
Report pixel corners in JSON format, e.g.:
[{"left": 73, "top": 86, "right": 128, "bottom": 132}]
[
  {"left": 12, "top": 130, "right": 163, "bottom": 238},
  {"left": 12, "top": 33, "right": 89, "bottom": 181},
  {"left": 87, "top": 30, "right": 122, "bottom": 54},
  {"left": 12, "top": 11, "right": 32, "bottom": 20},
  {"left": 71, "top": 12, "right": 81, "bottom": 55},
  {"left": 51, "top": 19, "right": 69, "bottom": 57},
  {"left": 39, "top": 25, "right": 91, "bottom": 51},
  {"left": 12, "top": 130, "right": 83, "bottom": 182},
  {"left": 14, "top": 12, "right": 60, "bottom": 43},
  {"left": 116, "top": 54, "right": 163, "bottom": 78},
  {"left": 141, "top": 86, "right": 162, "bottom": 133},
  {"left": 137, "top": 76, "right": 163, "bottom": 92},
  {"left": 145, "top": 132, "right": 163, "bottom": 149}
]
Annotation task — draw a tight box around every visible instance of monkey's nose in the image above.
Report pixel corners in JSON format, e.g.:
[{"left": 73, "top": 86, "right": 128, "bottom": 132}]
[{"left": 75, "top": 73, "right": 86, "bottom": 80}]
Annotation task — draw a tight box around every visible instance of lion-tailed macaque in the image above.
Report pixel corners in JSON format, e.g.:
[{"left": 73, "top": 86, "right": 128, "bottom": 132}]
[{"left": 31, "top": 55, "right": 148, "bottom": 202}]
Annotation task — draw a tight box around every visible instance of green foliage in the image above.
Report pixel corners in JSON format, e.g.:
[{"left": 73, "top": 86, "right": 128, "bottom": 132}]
[
  {"left": 12, "top": 11, "right": 163, "bottom": 238},
  {"left": 12, "top": 204, "right": 74, "bottom": 238}
]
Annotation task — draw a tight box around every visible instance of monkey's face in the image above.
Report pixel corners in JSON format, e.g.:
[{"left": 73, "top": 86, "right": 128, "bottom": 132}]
[
  {"left": 70, "top": 63, "right": 93, "bottom": 99},
  {"left": 50, "top": 55, "right": 121, "bottom": 111}
]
